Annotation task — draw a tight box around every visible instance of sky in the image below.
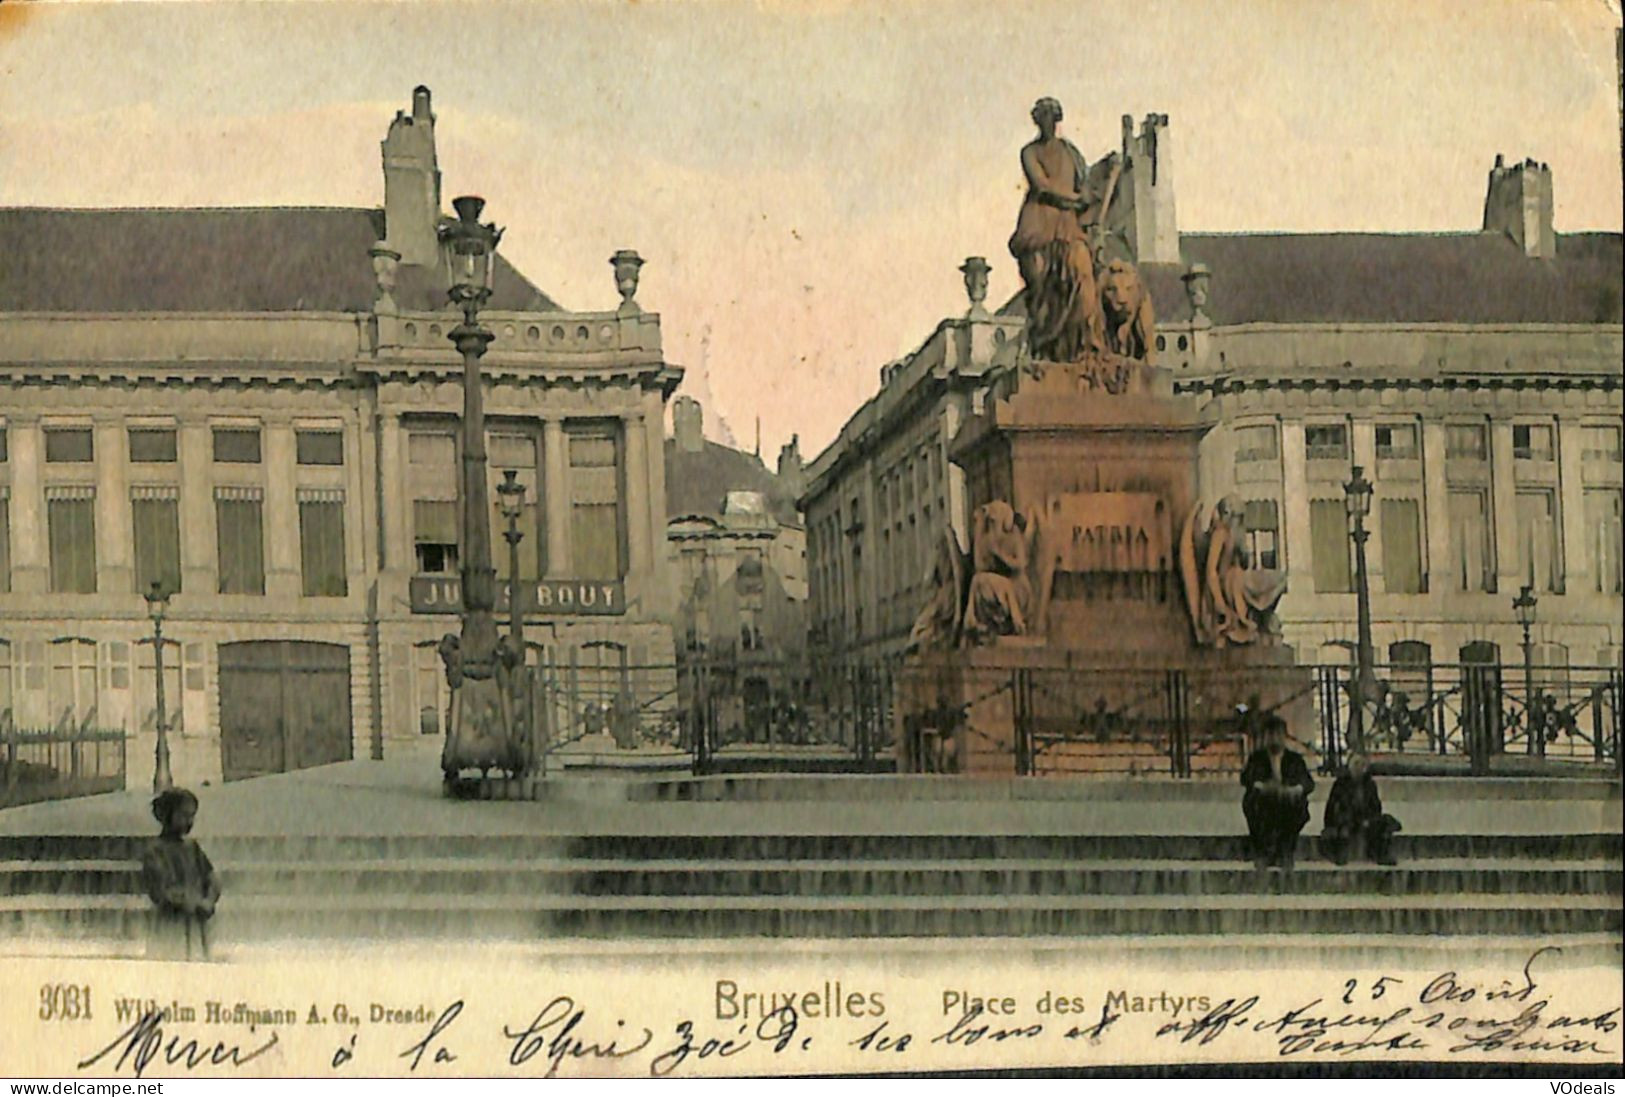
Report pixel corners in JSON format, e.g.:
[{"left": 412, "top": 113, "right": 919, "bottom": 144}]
[{"left": 1, "top": 0, "right": 1621, "bottom": 459}]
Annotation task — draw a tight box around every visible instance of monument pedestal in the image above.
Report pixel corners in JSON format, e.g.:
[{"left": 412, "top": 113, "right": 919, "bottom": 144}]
[{"left": 902, "top": 356, "right": 1316, "bottom": 778}]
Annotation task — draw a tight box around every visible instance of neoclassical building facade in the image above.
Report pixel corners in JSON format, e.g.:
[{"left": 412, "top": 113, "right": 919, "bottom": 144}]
[
  {"left": 0, "top": 88, "right": 681, "bottom": 786},
  {"left": 804, "top": 119, "right": 1623, "bottom": 680}
]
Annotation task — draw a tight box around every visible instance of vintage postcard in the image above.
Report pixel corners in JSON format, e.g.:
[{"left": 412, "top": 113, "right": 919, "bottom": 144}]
[{"left": 0, "top": 0, "right": 1621, "bottom": 1080}]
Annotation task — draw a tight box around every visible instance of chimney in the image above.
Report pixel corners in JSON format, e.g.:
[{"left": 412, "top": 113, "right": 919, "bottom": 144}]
[
  {"left": 673, "top": 396, "right": 704, "bottom": 453},
  {"left": 1482, "top": 154, "right": 1555, "bottom": 259},
  {"left": 777, "top": 434, "right": 806, "bottom": 499},
  {"left": 1114, "top": 112, "right": 1181, "bottom": 265},
  {"left": 381, "top": 85, "right": 442, "bottom": 267}
]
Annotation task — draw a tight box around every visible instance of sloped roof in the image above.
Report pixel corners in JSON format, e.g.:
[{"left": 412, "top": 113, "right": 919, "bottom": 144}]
[
  {"left": 1000, "top": 232, "right": 1622, "bottom": 327},
  {"left": 665, "top": 438, "right": 800, "bottom": 526},
  {"left": 1171, "top": 232, "right": 1622, "bottom": 326},
  {"left": 0, "top": 207, "right": 557, "bottom": 313}
]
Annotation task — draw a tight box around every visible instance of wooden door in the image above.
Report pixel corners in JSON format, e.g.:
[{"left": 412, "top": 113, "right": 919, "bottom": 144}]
[{"left": 219, "top": 641, "right": 352, "bottom": 781}]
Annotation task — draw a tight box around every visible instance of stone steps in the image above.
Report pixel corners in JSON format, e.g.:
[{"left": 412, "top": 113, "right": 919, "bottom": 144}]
[
  {"left": 7, "top": 858, "right": 1617, "bottom": 899},
  {"left": 4, "top": 890, "right": 1618, "bottom": 942},
  {"left": 4, "top": 831, "right": 1614, "bottom": 861}
]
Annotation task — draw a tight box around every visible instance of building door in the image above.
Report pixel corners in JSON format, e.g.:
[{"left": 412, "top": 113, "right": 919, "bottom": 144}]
[
  {"left": 1459, "top": 640, "right": 1501, "bottom": 775},
  {"left": 219, "top": 641, "right": 353, "bottom": 782}
]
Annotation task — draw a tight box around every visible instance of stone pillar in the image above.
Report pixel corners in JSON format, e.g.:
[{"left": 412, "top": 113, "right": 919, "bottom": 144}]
[
  {"left": 378, "top": 412, "right": 409, "bottom": 574},
  {"left": 1351, "top": 419, "right": 1383, "bottom": 588},
  {"left": 543, "top": 417, "right": 571, "bottom": 577},
  {"left": 623, "top": 413, "right": 651, "bottom": 579},
  {"left": 1420, "top": 418, "right": 1453, "bottom": 597},
  {"left": 7, "top": 419, "right": 46, "bottom": 593},
  {"left": 1279, "top": 421, "right": 1311, "bottom": 582},
  {"left": 941, "top": 399, "right": 969, "bottom": 549},
  {"left": 1489, "top": 421, "right": 1520, "bottom": 593},
  {"left": 178, "top": 423, "right": 216, "bottom": 595},
  {"left": 1556, "top": 418, "right": 1589, "bottom": 596},
  {"left": 264, "top": 423, "right": 300, "bottom": 597},
  {"left": 94, "top": 421, "right": 132, "bottom": 595}
]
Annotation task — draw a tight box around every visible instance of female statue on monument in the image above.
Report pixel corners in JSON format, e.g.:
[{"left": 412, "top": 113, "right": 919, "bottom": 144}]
[{"left": 1009, "top": 97, "right": 1110, "bottom": 363}]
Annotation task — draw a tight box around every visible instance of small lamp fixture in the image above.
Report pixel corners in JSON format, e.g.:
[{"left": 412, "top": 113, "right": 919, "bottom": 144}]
[
  {"left": 143, "top": 579, "right": 171, "bottom": 625},
  {"left": 496, "top": 468, "right": 525, "bottom": 524},
  {"left": 1513, "top": 583, "right": 1539, "bottom": 629},
  {"left": 1343, "top": 465, "right": 1373, "bottom": 521},
  {"left": 440, "top": 195, "right": 503, "bottom": 308}
]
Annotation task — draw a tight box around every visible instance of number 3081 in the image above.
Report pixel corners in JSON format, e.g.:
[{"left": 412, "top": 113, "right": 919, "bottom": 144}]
[{"left": 39, "top": 984, "right": 92, "bottom": 1021}]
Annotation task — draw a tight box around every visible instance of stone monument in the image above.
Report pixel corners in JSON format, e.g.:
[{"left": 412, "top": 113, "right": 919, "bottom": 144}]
[{"left": 898, "top": 99, "right": 1311, "bottom": 778}]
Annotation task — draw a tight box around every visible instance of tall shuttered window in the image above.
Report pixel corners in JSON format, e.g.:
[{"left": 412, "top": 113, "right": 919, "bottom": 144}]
[
  {"left": 131, "top": 487, "right": 182, "bottom": 595},
  {"left": 0, "top": 490, "right": 9, "bottom": 594},
  {"left": 1310, "top": 498, "right": 1353, "bottom": 593},
  {"left": 409, "top": 432, "right": 459, "bottom": 574},
  {"left": 569, "top": 427, "right": 623, "bottom": 581},
  {"left": 1515, "top": 490, "right": 1561, "bottom": 593},
  {"left": 1448, "top": 489, "right": 1494, "bottom": 592},
  {"left": 1586, "top": 489, "right": 1623, "bottom": 595},
  {"left": 46, "top": 487, "right": 97, "bottom": 594},
  {"left": 215, "top": 488, "right": 265, "bottom": 595},
  {"left": 298, "top": 490, "right": 347, "bottom": 597},
  {"left": 1380, "top": 498, "right": 1424, "bottom": 594}
]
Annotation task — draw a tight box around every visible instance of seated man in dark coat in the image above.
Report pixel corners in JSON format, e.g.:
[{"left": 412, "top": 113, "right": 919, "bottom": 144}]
[
  {"left": 1240, "top": 715, "right": 1314, "bottom": 871},
  {"left": 141, "top": 788, "right": 221, "bottom": 961},
  {"left": 1320, "top": 752, "right": 1402, "bottom": 866}
]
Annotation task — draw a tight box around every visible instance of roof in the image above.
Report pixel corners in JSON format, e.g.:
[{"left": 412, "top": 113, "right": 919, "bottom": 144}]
[
  {"left": 1171, "top": 232, "right": 1623, "bottom": 326},
  {"left": 665, "top": 438, "right": 800, "bottom": 526},
  {"left": 997, "top": 232, "right": 1622, "bottom": 327},
  {"left": 0, "top": 207, "right": 557, "bottom": 313}
]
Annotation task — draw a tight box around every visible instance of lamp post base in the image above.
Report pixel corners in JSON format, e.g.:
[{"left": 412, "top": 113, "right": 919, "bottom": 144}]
[{"left": 441, "top": 675, "right": 526, "bottom": 781}]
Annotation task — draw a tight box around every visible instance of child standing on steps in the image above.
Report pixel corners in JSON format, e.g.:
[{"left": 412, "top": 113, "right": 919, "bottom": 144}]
[{"left": 141, "top": 787, "right": 221, "bottom": 961}]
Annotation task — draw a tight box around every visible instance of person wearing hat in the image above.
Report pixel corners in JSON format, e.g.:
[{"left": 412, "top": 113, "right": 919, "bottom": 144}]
[
  {"left": 1239, "top": 715, "right": 1315, "bottom": 871},
  {"left": 141, "top": 788, "right": 221, "bottom": 960}
]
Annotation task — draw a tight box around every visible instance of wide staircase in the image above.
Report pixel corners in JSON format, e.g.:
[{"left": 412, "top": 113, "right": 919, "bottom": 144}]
[{"left": 1, "top": 776, "right": 1619, "bottom": 963}]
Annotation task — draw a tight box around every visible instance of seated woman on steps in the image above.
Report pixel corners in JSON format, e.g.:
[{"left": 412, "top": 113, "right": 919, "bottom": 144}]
[
  {"left": 141, "top": 787, "right": 221, "bottom": 961},
  {"left": 1239, "top": 715, "right": 1314, "bottom": 871},
  {"left": 1320, "top": 752, "right": 1402, "bottom": 866}
]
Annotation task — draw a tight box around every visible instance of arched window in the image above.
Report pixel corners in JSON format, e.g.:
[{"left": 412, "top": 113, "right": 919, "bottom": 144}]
[{"left": 48, "top": 638, "right": 99, "bottom": 728}]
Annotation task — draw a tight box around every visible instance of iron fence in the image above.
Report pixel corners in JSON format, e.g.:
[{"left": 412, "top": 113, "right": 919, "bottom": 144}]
[{"left": 1, "top": 712, "right": 127, "bottom": 808}]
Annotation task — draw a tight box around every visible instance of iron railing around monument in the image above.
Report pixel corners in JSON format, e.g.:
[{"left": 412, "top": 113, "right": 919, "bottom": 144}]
[
  {"left": 1, "top": 710, "right": 127, "bottom": 809},
  {"left": 686, "top": 653, "right": 899, "bottom": 776},
  {"left": 1316, "top": 662, "right": 1622, "bottom": 776}
]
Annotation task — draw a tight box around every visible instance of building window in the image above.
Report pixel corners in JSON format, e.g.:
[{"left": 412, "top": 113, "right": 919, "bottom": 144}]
[
  {"left": 1513, "top": 423, "right": 1555, "bottom": 462},
  {"left": 215, "top": 489, "right": 265, "bottom": 595},
  {"left": 298, "top": 491, "right": 347, "bottom": 597},
  {"left": 48, "top": 638, "right": 99, "bottom": 727},
  {"left": 568, "top": 426, "right": 623, "bottom": 581},
  {"left": 1375, "top": 423, "right": 1419, "bottom": 461},
  {"left": 1305, "top": 424, "right": 1348, "bottom": 463},
  {"left": 44, "top": 428, "right": 94, "bottom": 464},
  {"left": 1514, "top": 489, "right": 1561, "bottom": 592},
  {"left": 46, "top": 489, "right": 96, "bottom": 594},
  {"left": 0, "top": 493, "right": 10, "bottom": 594},
  {"left": 1309, "top": 498, "right": 1352, "bottom": 593},
  {"left": 489, "top": 431, "right": 542, "bottom": 580},
  {"left": 1234, "top": 424, "right": 1278, "bottom": 466},
  {"left": 131, "top": 489, "right": 181, "bottom": 595},
  {"left": 1585, "top": 489, "right": 1623, "bottom": 595},
  {"left": 1447, "top": 489, "right": 1494, "bottom": 592},
  {"left": 127, "top": 428, "right": 177, "bottom": 464},
  {"left": 1380, "top": 497, "right": 1424, "bottom": 594},
  {"left": 1243, "top": 500, "right": 1279, "bottom": 570},
  {"left": 1582, "top": 425, "right": 1623, "bottom": 463},
  {"left": 212, "top": 427, "right": 262, "bottom": 464},
  {"left": 296, "top": 430, "right": 345, "bottom": 466},
  {"left": 413, "top": 501, "right": 459, "bottom": 574},
  {"left": 0, "top": 425, "right": 7, "bottom": 463},
  {"left": 1445, "top": 424, "right": 1488, "bottom": 461}
]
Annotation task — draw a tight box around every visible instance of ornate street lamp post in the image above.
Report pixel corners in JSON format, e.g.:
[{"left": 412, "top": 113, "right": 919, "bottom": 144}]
[
  {"left": 437, "top": 196, "right": 527, "bottom": 786},
  {"left": 1513, "top": 583, "right": 1540, "bottom": 757},
  {"left": 1343, "top": 465, "right": 1376, "bottom": 757},
  {"left": 141, "top": 580, "right": 173, "bottom": 793}
]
